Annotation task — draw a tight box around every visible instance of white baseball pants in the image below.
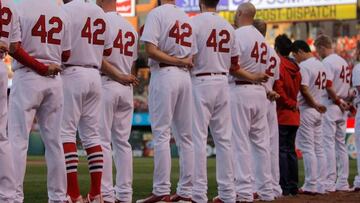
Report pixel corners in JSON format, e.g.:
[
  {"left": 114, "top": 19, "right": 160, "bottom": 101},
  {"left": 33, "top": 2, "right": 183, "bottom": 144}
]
[
  {"left": 8, "top": 68, "right": 67, "bottom": 203},
  {"left": 266, "top": 101, "right": 282, "bottom": 197},
  {"left": 353, "top": 105, "right": 360, "bottom": 188},
  {"left": 100, "top": 76, "right": 133, "bottom": 203},
  {"left": 61, "top": 67, "right": 102, "bottom": 148},
  {"left": 322, "top": 104, "right": 349, "bottom": 191},
  {"left": 148, "top": 67, "right": 194, "bottom": 198},
  {"left": 230, "top": 84, "right": 274, "bottom": 202},
  {"left": 0, "top": 63, "right": 16, "bottom": 203},
  {"left": 191, "top": 75, "right": 235, "bottom": 203},
  {"left": 296, "top": 107, "right": 326, "bottom": 193}
]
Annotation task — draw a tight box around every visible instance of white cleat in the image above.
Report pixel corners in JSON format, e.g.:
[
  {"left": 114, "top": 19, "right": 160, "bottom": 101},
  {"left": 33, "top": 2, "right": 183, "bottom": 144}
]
[
  {"left": 84, "top": 194, "right": 103, "bottom": 203},
  {"left": 66, "top": 195, "right": 84, "bottom": 203}
]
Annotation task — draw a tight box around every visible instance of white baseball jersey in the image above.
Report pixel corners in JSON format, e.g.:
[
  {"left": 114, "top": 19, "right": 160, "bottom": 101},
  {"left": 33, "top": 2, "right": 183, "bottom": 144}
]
[
  {"left": 230, "top": 25, "right": 268, "bottom": 83},
  {"left": 104, "top": 12, "right": 138, "bottom": 74},
  {"left": 264, "top": 46, "right": 280, "bottom": 91},
  {"left": 12, "top": 0, "right": 71, "bottom": 71},
  {"left": 298, "top": 57, "right": 326, "bottom": 108},
  {"left": 62, "top": 0, "right": 112, "bottom": 69},
  {"left": 191, "top": 12, "right": 239, "bottom": 76},
  {"left": 140, "top": 4, "right": 197, "bottom": 70},
  {"left": 352, "top": 63, "right": 360, "bottom": 106},
  {"left": 321, "top": 54, "right": 351, "bottom": 105},
  {"left": 0, "top": 0, "right": 21, "bottom": 47}
]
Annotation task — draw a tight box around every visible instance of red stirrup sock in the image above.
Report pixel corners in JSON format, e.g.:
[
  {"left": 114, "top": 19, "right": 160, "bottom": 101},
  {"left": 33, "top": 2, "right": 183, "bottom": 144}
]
[
  {"left": 63, "top": 143, "right": 81, "bottom": 200},
  {"left": 86, "top": 145, "right": 103, "bottom": 198}
]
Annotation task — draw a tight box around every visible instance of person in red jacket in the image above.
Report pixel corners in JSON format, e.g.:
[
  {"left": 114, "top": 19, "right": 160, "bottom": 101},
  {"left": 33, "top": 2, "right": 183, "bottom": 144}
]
[{"left": 273, "top": 34, "right": 301, "bottom": 196}]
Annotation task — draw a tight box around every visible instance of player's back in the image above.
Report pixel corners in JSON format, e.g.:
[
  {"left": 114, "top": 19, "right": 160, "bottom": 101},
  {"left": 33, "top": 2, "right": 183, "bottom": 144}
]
[
  {"left": 298, "top": 57, "right": 326, "bottom": 108},
  {"left": 235, "top": 25, "right": 268, "bottom": 75},
  {"left": 62, "top": 0, "right": 111, "bottom": 68},
  {"left": 264, "top": 46, "right": 280, "bottom": 90},
  {"left": 14, "top": 0, "right": 69, "bottom": 69},
  {"left": 352, "top": 63, "right": 360, "bottom": 106},
  {"left": 191, "top": 12, "right": 237, "bottom": 75},
  {"left": 0, "top": 0, "right": 21, "bottom": 47},
  {"left": 104, "top": 12, "right": 138, "bottom": 74},
  {"left": 141, "top": 4, "right": 194, "bottom": 68},
  {"left": 322, "top": 54, "right": 351, "bottom": 102}
]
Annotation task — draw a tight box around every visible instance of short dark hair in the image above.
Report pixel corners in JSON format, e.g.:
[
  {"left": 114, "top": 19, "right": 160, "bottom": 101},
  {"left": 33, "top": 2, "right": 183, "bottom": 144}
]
[
  {"left": 274, "top": 34, "right": 292, "bottom": 56},
  {"left": 291, "top": 40, "right": 311, "bottom": 53},
  {"left": 314, "top": 35, "right": 332, "bottom": 49},
  {"left": 201, "top": 0, "right": 220, "bottom": 8}
]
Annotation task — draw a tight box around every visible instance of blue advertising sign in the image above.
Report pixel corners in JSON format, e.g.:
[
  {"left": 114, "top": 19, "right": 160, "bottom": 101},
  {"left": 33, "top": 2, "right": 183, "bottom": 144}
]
[
  {"left": 132, "top": 113, "right": 151, "bottom": 126},
  {"left": 176, "top": 0, "right": 229, "bottom": 12}
]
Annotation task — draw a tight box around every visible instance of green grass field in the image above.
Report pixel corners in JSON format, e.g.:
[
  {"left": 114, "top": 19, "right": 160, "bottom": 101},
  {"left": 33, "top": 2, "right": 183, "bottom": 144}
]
[{"left": 24, "top": 157, "right": 357, "bottom": 203}]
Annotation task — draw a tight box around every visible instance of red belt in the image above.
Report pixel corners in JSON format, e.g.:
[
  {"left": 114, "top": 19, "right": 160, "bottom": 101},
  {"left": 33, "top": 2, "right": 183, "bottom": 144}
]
[
  {"left": 195, "top": 72, "right": 226, "bottom": 77},
  {"left": 235, "top": 81, "right": 258, "bottom": 85}
]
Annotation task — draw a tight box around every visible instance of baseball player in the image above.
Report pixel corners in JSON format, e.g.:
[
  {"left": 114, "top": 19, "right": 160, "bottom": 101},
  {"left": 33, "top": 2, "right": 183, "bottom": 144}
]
[
  {"left": 138, "top": 0, "right": 196, "bottom": 202},
  {"left": 231, "top": 3, "right": 274, "bottom": 202},
  {"left": 291, "top": 40, "right": 327, "bottom": 194},
  {"left": 190, "top": 1, "right": 268, "bottom": 202},
  {"left": 352, "top": 42, "right": 360, "bottom": 191},
  {"left": 0, "top": 0, "right": 21, "bottom": 202},
  {"left": 252, "top": 19, "right": 283, "bottom": 198},
  {"left": 314, "top": 35, "right": 351, "bottom": 192},
  {"left": 6, "top": 0, "right": 70, "bottom": 202},
  {"left": 60, "top": 0, "right": 119, "bottom": 202},
  {"left": 96, "top": 0, "right": 139, "bottom": 203}
]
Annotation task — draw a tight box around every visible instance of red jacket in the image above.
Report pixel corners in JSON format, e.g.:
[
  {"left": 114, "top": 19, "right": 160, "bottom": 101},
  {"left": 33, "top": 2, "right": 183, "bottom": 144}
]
[{"left": 274, "top": 56, "right": 301, "bottom": 126}]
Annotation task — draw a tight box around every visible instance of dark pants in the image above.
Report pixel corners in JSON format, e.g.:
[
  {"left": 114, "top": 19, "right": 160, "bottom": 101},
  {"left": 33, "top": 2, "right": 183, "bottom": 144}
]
[{"left": 279, "top": 125, "right": 299, "bottom": 195}]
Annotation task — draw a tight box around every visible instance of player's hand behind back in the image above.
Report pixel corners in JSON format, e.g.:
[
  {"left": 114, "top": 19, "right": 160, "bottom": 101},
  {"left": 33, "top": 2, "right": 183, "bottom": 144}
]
[
  {"left": 0, "top": 41, "right": 9, "bottom": 59},
  {"left": 267, "top": 90, "right": 280, "bottom": 102},
  {"left": 118, "top": 74, "right": 139, "bottom": 86},
  {"left": 47, "top": 63, "right": 62, "bottom": 77},
  {"left": 254, "top": 72, "right": 269, "bottom": 83},
  {"left": 178, "top": 56, "right": 194, "bottom": 70},
  {"left": 314, "top": 103, "right": 327, "bottom": 113}
]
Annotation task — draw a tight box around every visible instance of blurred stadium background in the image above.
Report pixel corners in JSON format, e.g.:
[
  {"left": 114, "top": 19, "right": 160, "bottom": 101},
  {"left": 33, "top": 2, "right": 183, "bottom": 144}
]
[{"left": 3, "top": 0, "right": 360, "bottom": 202}]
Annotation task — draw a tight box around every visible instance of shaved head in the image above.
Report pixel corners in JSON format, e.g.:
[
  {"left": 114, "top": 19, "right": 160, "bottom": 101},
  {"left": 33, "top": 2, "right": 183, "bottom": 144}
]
[
  {"left": 253, "top": 19, "right": 267, "bottom": 37},
  {"left": 235, "top": 2, "right": 256, "bottom": 28},
  {"left": 237, "top": 2, "right": 256, "bottom": 18}
]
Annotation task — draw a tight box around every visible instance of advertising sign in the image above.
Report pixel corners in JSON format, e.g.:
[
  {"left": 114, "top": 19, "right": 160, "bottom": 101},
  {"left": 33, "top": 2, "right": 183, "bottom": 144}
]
[
  {"left": 220, "top": 4, "right": 357, "bottom": 23},
  {"left": 116, "top": 0, "right": 135, "bottom": 17},
  {"left": 176, "top": 0, "right": 228, "bottom": 12},
  {"left": 228, "top": 0, "right": 357, "bottom": 11}
]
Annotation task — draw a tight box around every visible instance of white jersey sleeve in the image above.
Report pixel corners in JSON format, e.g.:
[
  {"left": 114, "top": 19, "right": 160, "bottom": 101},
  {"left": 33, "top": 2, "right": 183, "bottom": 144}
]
[
  {"left": 300, "top": 65, "right": 310, "bottom": 87},
  {"left": 104, "top": 12, "right": 138, "bottom": 74},
  {"left": 0, "top": 0, "right": 21, "bottom": 46},
  {"left": 61, "top": 13, "right": 72, "bottom": 52},
  {"left": 140, "top": 10, "right": 161, "bottom": 47}
]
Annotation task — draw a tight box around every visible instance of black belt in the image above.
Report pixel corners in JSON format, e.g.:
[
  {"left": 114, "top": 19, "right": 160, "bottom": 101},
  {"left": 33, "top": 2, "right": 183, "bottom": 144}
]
[
  {"left": 64, "top": 64, "right": 98, "bottom": 69},
  {"left": 235, "top": 81, "right": 259, "bottom": 85},
  {"left": 195, "top": 72, "right": 226, "bottom": 77},
  {"left": 159, "top": 63, "right": 175, "bottom": 68}
]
